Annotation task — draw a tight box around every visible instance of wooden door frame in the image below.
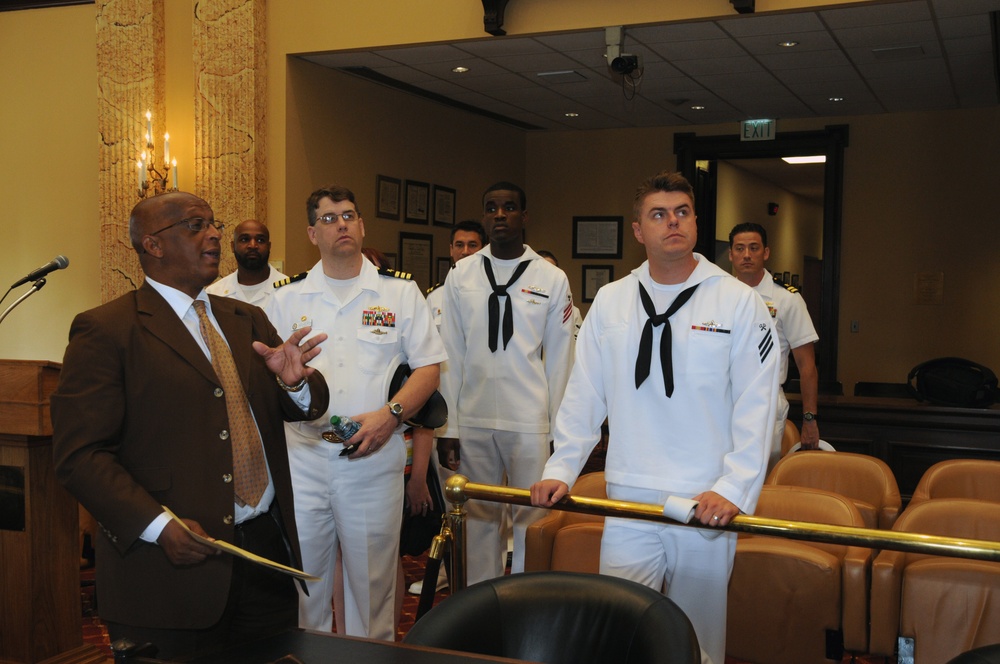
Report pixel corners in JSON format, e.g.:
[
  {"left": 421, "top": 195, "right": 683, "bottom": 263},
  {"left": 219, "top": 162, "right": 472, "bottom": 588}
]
[{"left": 674, "top": 125, "right": 848, "bottom": 393}]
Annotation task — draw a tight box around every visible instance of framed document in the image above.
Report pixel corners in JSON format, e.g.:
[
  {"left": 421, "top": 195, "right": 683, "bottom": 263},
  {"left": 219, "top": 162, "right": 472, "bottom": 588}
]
[
  {"left": 436, "top": 257, "right": 451, "bottom": 285},
  {"left": 582, "top": 265, "right": 614, "bottom": 303},
  {"left": 398, "top": 232, "right": 433, "bottom": 291},
  {"left": 376, "top": 175, "right": 401, "bottom": 220},
  {"left": 572, "top": 216, "right": 623, "bottom": 259},
  {"left": 432, "top": 185, "right": 456, "bottom": 227},
  {"left": 404, "top": 180, "right": 430, "bottom": 224}
]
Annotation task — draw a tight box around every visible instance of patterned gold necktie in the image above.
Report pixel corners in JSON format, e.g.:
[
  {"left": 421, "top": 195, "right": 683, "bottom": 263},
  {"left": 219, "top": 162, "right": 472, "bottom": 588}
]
[{"left": 192, "top": 300, "right": 267, "bottom": 507}]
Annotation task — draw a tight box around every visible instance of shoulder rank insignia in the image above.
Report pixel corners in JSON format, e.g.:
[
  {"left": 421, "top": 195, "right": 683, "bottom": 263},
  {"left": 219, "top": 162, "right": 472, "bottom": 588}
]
[
  {"left": 782, "top": 283, "right": 800, "bottom": 294},
  {"left": 378, "top": 267, "right": 412, "bottom": 280},
  {"left": 274, "top": 272, "right": 308, "bottom": 289},
  {"left": 426, "top": 282, "right": 443, "bottom": 295}
]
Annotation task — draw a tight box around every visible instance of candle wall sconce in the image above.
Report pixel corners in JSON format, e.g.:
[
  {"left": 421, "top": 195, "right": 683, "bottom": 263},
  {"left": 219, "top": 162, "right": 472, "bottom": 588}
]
[{"left": 136, "top": 110, "right": 178, "bottom": 198}]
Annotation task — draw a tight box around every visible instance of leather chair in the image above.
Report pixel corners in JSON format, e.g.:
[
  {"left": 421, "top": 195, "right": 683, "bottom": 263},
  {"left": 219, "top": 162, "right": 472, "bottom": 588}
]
[
  {"left": 780, "top": 418, "right": 801, "bottom": 458},
  {"left": 947, "top": 644, "right": 1000, "bottom": 664},
  {"left": 908, "top": 459, "right": 1000, "bottom": 508},
  {"left": 404, "top": 571, "right": 701, "bottom": 664},
  {"left": 766, "top": 450, "right": 902, "bottom": 529},
  {"left": 727, "top": 485, "right": 872, "bottom": 664},
  {"left": 523, "top": 471, "right": 606, "bottom": 573},
  {"left": 870, "top": 499, "right": 1000, "bottom": 664}
]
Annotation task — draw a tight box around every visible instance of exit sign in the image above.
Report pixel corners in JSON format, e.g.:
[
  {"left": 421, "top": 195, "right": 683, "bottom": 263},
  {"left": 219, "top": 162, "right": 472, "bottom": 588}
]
[{"left": 741, "top": 119, "right": 775, "bottom": 141}]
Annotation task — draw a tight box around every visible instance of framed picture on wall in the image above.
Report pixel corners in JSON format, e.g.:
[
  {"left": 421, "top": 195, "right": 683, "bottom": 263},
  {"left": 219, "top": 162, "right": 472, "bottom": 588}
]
[
  {"left": 582, "top": 265, "right": 614, "bottom": 303},
  {"left": 436, "top": 257, "right": 451, "bottom": 285},
  {"left": 376, "top": 175, "right": 401, "bottom": 220},
  {"left": 398, "top": 232, "right": 433, "bottom": 291},
  {"left": 572, "top": 216, "right": 623, "bottom": 259},
  {"left": 432, "top": 185, "right": 456, "bottom": 227},
  {"left": 404, "top": 180, "right": 430, "bottom": 224}
]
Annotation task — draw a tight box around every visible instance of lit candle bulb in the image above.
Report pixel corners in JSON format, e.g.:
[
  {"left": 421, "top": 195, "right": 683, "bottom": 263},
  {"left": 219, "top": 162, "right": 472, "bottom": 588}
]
[
  {"left": 140, "top": 151, "right": 147, "bottom": 185},
  {"left": 171, "top": 159, "right": 178, "bottom": 189},
  {"left": 145, "top": 111, "right": 152, "bottom": 146},
  {"left": 137, "top": 160, "right": 143, "bottom": 190},
  {"left": 163, "top": 132, "right": 170, "bottom": 165}
]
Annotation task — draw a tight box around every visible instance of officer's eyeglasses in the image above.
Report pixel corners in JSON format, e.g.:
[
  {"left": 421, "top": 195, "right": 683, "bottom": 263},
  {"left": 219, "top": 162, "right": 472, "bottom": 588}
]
[{"left": 316, "top": 211, "right": 359, "bottom": 224}]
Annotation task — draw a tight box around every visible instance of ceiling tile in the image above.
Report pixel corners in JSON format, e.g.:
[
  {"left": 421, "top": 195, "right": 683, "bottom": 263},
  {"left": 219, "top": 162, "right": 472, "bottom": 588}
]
[
  {"left": 734, "top": 31, "right": 839, "bottom": 55},
  {"left": 820, "top": 1, "right": 932, "bottom": 28},
  {"left": 717, "top": 12, "right": 827, "bottom": 37},
  {"left": 310, "top": 0, "right": 997, "bottom": 132},
  {"left": 627, "top": 21, "right": 729, "bottom": 44},
  {"left": 756, "top": 49, "right": 852, "bottom": 70}
]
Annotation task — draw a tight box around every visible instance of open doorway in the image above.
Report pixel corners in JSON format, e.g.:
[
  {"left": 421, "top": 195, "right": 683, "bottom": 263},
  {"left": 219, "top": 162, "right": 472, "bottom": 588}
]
[{"left": 675, "top": 126, "right": 848, "bottom": 394}]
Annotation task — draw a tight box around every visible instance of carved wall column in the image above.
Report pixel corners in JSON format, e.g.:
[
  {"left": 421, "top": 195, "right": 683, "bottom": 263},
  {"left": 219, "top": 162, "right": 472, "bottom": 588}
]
[
  {"left": 194, "top": 0, "right": 267, "bottom": 278},
  {"left": 96, "top": 0, "right": 164, "bottom": 301}
]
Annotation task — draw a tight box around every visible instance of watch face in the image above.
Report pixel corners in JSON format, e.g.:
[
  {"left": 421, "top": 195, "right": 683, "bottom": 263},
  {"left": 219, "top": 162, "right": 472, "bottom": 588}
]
[
  {"left": 390, "top": 402, "right": 403, "bottom": 416},
  {"left": 803, "top": 412, "right": 815, "bottom": 421}
]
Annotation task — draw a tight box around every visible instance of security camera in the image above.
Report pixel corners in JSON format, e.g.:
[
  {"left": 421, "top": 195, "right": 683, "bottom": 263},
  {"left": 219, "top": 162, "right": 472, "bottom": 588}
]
[{"left": 610, "top": 54, "right": 639, "bottom": 75}]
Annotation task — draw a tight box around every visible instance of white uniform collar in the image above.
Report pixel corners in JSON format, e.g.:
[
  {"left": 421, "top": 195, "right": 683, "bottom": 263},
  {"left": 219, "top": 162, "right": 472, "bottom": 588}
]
[
  {"left": 631, "top": 252, "right": 730, "bottom": 291},
  {"left": 299, "top": 256, "right": 381, "bottom": 292},
  {"left": 479, "top": 244, "right": 540, "bottom": 263},
  {"left": 753, "top": 269, "right": 777, "bottom": 295}
]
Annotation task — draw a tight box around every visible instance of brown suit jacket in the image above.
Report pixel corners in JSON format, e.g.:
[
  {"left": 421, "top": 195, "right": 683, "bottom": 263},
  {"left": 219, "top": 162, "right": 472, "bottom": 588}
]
[{"left": 51, "top": 282, "right": 329, "bottom": 629}]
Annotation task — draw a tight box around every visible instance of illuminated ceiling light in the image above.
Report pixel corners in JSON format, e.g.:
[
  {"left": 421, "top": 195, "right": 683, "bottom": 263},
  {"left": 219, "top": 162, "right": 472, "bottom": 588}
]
[
  {"left": 782, "top": 155, "right": 827, "bottom": 164},
  {"left": 691, "top": 105, "right": 705, "bottom": 110},
  {"left": 564, "top": 112, "right": 580, "bottom": 117},
  {"left": 452, "top": 66, "right": 470, "bottom": 74},
  {"left": 829, "top": 96, "right": 845, "bottom": 102},
  {"left": 778, "top": 40, "right": 799, "bottom": 47}
]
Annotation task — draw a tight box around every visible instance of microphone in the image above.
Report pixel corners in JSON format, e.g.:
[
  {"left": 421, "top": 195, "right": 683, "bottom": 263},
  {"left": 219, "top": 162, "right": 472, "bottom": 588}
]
[{"left": 11, "top": 255, "right": 69, "bottom": 288}]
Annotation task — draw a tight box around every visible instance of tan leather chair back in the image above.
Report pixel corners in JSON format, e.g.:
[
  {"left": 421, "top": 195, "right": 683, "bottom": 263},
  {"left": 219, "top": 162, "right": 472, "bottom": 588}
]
[
  {"left": 870, "top": 499, "right": 1000, "bottom": 663},
  {"left": 524, "top": 472, "right": 606, "bottom": 573},
  {"left": 780, "top": 418, "right": 800, "bottom": 458},
  {"left": 909, "top": 459, "right": 1000, "bottom": 508},
  {"left": 728, "top": 485, "right": 872, "bottom": 663},
  {"left": 766, "top": 451, "right": 901, "bottom": 529}
]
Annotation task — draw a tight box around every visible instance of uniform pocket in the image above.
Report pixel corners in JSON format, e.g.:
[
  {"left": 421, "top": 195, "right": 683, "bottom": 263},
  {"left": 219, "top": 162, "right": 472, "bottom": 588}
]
[{"left": 356, "top": 326, "right": 399, "bottom": 375}]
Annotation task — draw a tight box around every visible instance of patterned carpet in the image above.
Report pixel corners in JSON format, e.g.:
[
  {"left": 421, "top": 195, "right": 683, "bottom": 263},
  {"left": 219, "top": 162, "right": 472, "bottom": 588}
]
[{"left": 80, "top": 553, "right": 450, "bottom": 658}]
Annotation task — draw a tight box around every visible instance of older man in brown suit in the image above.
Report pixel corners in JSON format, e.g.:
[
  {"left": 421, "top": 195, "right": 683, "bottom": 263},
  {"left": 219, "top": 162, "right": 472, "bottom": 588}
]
[{"left": 51, "top": 192, "right": 329, "bottom": 660}]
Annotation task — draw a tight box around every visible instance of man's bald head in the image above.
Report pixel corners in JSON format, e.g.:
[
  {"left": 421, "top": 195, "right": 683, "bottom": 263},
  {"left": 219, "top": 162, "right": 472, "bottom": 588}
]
[
  {"left": 129, "top": 192, "right": 211, "bottom": 253},
  {"left": 127, "top": 192, "right": 222, "bottom": 296}
]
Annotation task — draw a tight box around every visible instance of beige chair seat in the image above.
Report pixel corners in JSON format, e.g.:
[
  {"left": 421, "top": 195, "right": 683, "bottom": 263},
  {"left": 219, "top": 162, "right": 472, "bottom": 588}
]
[
  {"left": 727, "top": 485, "right": 871, "bottom": 664},
  {"left": 870, "top": 498, "right": 1000, "bottom": 664}
]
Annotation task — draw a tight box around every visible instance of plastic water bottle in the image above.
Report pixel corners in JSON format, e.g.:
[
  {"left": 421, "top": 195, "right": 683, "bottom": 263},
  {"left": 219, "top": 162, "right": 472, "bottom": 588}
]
[{"left": 327, "top": 415, "right": 360, "bottom": 442}]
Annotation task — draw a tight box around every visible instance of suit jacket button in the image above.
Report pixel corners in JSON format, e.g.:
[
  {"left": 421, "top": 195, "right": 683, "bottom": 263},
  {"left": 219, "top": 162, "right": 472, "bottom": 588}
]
[
  {"left": 214, "top": 388, "right": 224, "bottom": 398},
  {"left": 222, "top": 473, "right": 233, "bottom": 483},
  {"left": 223, "top": 515, "right": 234, "bottom": 525},
  {"left": 220, "top": 429, "right": 230, "bottom": 440}
]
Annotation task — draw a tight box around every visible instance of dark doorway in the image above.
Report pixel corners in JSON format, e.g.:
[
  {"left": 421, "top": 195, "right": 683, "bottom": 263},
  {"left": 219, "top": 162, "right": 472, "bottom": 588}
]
[{"left": 674, "top": 126, "right": 848, "bottom": 394}]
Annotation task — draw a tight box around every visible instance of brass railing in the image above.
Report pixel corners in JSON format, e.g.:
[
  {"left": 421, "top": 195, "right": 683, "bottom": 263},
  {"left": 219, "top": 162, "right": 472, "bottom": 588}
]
[{"left": 413, "top": 475, "right": 1000, "bottom": 614}]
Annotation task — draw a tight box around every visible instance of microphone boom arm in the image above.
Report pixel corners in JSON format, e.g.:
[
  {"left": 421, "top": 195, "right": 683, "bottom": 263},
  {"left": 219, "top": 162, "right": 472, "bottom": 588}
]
[{"left": 0, "top": 278, "right": 47, "bottom": 327}]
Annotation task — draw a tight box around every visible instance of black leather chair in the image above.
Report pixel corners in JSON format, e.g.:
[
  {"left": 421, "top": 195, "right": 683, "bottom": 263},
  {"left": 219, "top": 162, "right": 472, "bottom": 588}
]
[
  {"left": 947, "top": 644, "right": 1000, "bottom": 664},
  {"left": 404, "top": 571, "right": 700, "bottom": 664}
]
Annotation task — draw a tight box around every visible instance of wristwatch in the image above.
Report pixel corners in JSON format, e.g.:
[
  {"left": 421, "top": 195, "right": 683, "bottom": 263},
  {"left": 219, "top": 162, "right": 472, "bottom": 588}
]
[
  {"left": 387, "top": 401, "right": 404, "bottom": 424},
  {"left": 803, "top": 411, "right": 818, "bottom": 422}
]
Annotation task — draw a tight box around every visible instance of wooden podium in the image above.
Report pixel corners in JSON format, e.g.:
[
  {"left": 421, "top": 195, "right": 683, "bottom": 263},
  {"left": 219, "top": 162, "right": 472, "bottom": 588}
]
[{"left": 0, "top": 360, "right": 105, "bottom": 664}]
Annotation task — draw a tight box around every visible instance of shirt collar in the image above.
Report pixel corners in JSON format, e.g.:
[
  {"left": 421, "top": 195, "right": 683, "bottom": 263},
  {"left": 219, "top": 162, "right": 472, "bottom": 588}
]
[{"left": 145, "top": 276, "right": 208, "bottom": 318}]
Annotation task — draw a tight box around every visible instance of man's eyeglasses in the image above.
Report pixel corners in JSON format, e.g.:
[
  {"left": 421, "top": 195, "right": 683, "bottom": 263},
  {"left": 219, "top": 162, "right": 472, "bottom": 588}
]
[
  {"left": 316, "top": 211, "right": 359, "bottom": 224},
  {"left": 150, "top": 217, "right": 225, "bottom": 236}
]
